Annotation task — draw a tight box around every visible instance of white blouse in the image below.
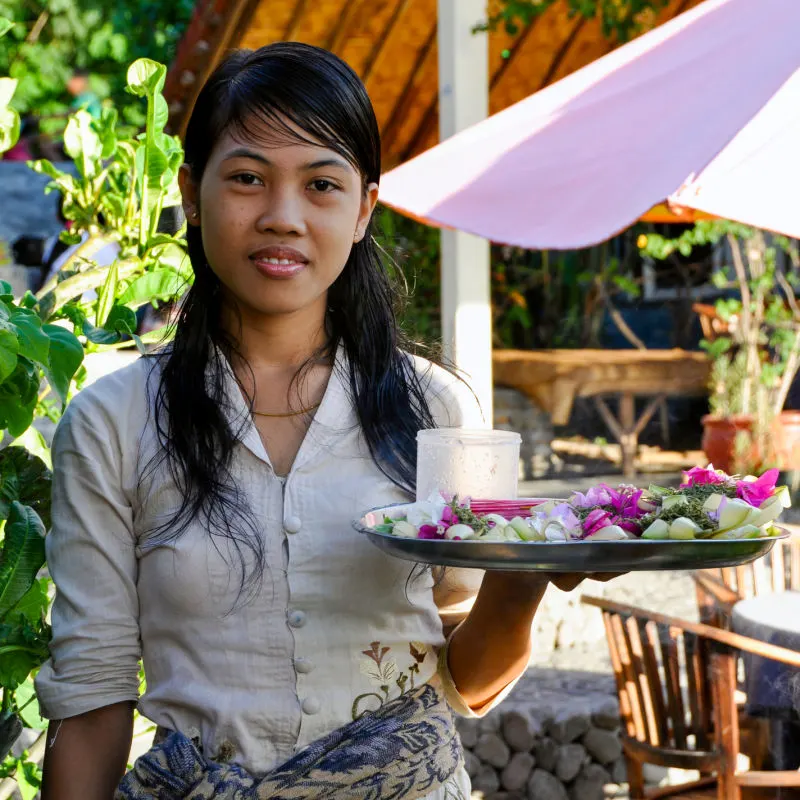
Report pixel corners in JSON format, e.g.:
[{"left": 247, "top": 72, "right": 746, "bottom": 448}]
[{"left": 35, "top": 349, "right": 494, "bottom": 798}]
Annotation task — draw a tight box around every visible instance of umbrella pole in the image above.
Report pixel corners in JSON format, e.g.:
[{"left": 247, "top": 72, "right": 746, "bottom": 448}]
[{"left": 437, "top": 0, "right": 493, "bottom": 424}]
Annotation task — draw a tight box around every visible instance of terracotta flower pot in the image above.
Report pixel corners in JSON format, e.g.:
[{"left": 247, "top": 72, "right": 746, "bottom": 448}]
[{"left": 701, "top": 411, "right": 800, "bottom": 473}]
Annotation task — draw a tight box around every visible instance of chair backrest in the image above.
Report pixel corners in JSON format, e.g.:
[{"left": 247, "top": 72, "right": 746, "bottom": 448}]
[
  {"left": 704, "top": 536, "right": 800, "bottom": 601},
  {"left": 582, "top": 596, "right": 719, "bottom": 773}
]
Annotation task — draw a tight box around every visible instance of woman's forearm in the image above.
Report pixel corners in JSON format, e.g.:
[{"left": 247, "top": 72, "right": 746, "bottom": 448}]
[
  {"left": 446, "top": 572, "right": 548, "bottom": 709},
  {"left": 41, "top": 701, "right": 134, "bottom": 800}
]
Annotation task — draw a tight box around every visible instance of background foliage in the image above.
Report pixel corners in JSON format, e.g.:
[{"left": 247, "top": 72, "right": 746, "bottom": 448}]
[
  {"left": 0, "top": 0, "right": 193, "bottom": 128},
  {"left": 0, "top": 41, "right": 187, "bottom": 795},
  {"left": 481, "top": 0, "right": 671, "bottom": 39}
]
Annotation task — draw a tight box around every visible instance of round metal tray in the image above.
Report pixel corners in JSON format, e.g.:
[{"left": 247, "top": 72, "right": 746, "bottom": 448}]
[{"left": 354, "top": 504, "right": 789, "bottom": 573}]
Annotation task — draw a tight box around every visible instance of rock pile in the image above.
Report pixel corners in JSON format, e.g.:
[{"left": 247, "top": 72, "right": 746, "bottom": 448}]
[{"left": 457, "top": 699, "right": 627, "bottom": 800}]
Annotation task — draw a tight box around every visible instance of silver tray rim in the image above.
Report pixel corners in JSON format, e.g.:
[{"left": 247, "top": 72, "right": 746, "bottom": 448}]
[{"left": 353, "top": 503, "right": 791, "bottom": 572}]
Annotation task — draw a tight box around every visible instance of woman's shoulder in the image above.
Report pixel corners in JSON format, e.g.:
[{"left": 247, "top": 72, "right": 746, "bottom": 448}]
[
  {"left": 404, "top": 353, "right": 486, "bottom": 428},
  {"left": 59, "top": 354, "right": 157, "bottom": 435}
]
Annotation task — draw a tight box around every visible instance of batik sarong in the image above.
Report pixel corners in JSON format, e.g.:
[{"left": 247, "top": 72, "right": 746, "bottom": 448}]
[{"left": 116, "top": 683, "right": 462, "bottom": 799}]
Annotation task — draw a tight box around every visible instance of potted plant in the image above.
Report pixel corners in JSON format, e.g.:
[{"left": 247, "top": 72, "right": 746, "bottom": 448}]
[{"left": 642, "top": 222, "right": 800, "bottom": 474}]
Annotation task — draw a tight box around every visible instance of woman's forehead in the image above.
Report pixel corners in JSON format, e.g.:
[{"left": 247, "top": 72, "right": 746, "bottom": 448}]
[{"left": 211, "top": 114, "right": 355, "bottom": 170}]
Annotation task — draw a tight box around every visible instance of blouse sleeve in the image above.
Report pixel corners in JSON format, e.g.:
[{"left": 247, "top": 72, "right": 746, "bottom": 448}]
[{"left": 34, "top": 391, "right": 141, "bottom": 719}]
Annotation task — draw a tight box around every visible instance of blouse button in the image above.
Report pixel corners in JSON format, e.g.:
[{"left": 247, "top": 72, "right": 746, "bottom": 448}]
[
  {"left": 302, "top": 696, "right": 321, "bottom": 715},
  {"left": 288, "top": 609, "right": 306, "bottom": 628},
  {"left": 284, "top": 515, "right": 302, "bottom": 534},
  {"left": 294, "top": 657, "right": 314, "bottom": 674}
]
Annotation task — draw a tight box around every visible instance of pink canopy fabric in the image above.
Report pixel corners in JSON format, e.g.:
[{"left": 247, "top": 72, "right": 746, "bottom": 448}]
[{"left": 379, "top": 0, "right": 800, "bottom": 249}]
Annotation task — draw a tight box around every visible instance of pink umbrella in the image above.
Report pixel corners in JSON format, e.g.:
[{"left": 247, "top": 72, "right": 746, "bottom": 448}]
[{"left": 379, "top": 0, "right": 800, "bottom": 249}]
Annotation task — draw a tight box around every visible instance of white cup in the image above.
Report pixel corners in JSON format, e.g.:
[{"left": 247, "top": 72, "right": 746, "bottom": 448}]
[{"left": 416, "top": 428, "right": 521, "bottom": 502}]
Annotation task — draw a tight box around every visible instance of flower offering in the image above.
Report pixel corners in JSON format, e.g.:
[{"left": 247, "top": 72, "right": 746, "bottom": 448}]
[{"left": 379, "top": 465, "right": 791, "bottom": 543}]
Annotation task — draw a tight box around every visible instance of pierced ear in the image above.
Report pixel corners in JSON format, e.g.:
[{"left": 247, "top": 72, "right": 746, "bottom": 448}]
[{"left": 179, "top": 164, "right": 201, "bottom": 227}]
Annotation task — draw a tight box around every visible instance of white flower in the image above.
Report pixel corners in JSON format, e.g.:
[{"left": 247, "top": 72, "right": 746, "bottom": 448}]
[{"left": 406, "top": 491, "right": 448, "bottom": 528}]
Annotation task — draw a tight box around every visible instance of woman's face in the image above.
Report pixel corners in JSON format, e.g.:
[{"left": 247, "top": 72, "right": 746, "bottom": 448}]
[{"left": 180, "top": 116, "right": 378, "bottom": 321}]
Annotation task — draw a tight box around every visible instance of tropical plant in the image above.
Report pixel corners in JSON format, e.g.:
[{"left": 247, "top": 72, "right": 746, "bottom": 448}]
[
  {"left": 478, "top": 0, "right": 671, "bottom": 40},
  {"left": 641, "top": 221, "right": 800, "bottom": 469},
  {"left": 0, "top": 40, "right": 188, "bottom": 795},
  {"left": 0, "top": 0, "right": 193, "bottom": 129}
]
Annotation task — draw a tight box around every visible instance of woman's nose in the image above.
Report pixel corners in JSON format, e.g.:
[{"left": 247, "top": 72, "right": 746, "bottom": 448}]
[{"left": 256, "top": 186, "right": 307, "bottom": 236}]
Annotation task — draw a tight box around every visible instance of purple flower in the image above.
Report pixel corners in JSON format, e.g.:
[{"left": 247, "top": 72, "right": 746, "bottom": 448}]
[
  {"left": 572, "top": 485, "right": 613, "bottom": 508},
  {"left": 550, "top": 503, "right": 580, "bottom": 531},
  {"left": 736, "top": 469, "right": 780, "bottom": 508},
  {"left": 683, "top": 465, "right": 727, "bottom": 487}
]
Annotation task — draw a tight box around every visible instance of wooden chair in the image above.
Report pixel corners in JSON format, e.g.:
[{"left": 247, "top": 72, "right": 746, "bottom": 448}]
[
  {"left": 694, "top": 535, "right": 800, "bottom": 628},
  {"left": 582, "top": 595, "right": 800, "bottom": 799}
]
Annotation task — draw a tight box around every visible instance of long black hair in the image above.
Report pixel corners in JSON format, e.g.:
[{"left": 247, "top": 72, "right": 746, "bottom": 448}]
[{"left": 149, "top": 43, "right": 445, "bottom": 582}]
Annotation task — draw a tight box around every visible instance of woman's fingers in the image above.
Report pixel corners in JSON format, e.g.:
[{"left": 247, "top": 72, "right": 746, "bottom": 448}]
[{"left": 549, "top": 572, "right": 624, "bottom": 592}]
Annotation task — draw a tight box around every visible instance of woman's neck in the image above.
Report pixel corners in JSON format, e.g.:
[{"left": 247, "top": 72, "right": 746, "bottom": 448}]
[{"left": 221, "top": 299, "right": 330, "bottom": 370}]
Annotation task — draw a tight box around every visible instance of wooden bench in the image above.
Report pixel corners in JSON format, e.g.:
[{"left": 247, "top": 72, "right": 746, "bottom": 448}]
[{"left": 492, "top": 349, "right": 710, "bottom": 477}]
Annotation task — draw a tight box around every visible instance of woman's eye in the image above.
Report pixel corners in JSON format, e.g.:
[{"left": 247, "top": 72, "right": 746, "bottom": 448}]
[
  {"left": 233, "top": 173, "right": 263, "bottom": 186},
  {"left": 310, "top": 179, "right": 337, "bottom": 193}
]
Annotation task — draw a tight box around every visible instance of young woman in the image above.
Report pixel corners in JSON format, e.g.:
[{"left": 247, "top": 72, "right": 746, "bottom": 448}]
[{"left": 36, "top": 43, "right": 599, "bottom": 799}]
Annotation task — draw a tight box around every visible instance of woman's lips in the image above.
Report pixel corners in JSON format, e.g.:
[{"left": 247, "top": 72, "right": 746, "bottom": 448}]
[
  {"left": 252, "top": 257, "right": 307, "bottom": 278},
  {"left": 250, "top": 246, "right": 308, "bottom": 279}
]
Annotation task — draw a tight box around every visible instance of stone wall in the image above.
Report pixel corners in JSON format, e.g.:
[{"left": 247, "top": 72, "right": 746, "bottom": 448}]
[
  {"left": 457, "top": 699, "right": 626, "bottom": 800},
  {"left": 493, "top": 387, "right": 554, "bottom": 480}
]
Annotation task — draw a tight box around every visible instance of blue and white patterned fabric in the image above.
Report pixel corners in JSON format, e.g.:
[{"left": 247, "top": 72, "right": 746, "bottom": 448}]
[{"left": 116, "top": 684, "right": 463, "bottom": 799}]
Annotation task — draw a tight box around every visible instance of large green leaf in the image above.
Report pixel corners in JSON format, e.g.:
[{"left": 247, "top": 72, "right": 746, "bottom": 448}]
[
  {"left": 95, "top": 259, "right": 119, "bottom": 327},
  {"left": 10, "top": 428, "right": 51, "bottom": 471},
  {"left": 14, "top": 676, "right": 47, "bottom": 731},
  {"left": 16, "top": 760, "right": 43, "bottom": 800},
  {"left": 119, "top": 269, "right": 184, "bottom": 307},
  {"left": 63, "top": 111, "right": 103, "bottom": 179},
  {"left": 103, "top": 304, "right": 137, "bottom": 335},
  {"left": 42, "top": 325, "right": 83, "bottom": 407},
  {"left": 0, "top": 448, "right": 51, "bottom": 530},
  {"left": 0, "top": 78, "right": 17, "bottom": 109},
  {"left": 8, "top": 309, "right": 49, "bottom": 366},
  {"left": 0, "top": 18, "right": 13, "bottom": 37},
  {"left": 126, "top": 59, "right": 167, "bottom": 98},
  {"left": 82, "top": 319, "right": 121, "bottom": 345},
  {"left": 0, "top": 329, "right": 18, "bottom": 383},
  {"left": 0, "top": 106, "right": 20, "bottom": 155},
  {"left": 0, "top": 503, "right": 46, "bottom": 621},
  {"left": 0, "top": 360, "right": 38, "bottom": 437},
  {"left": 37, "top": 255, "right": 138, "bottom": 319}
]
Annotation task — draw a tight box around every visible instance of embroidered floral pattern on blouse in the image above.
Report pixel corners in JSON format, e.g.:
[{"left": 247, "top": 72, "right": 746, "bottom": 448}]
[{"left": 352, "top": 640, "right": 429, "bottom": 719}]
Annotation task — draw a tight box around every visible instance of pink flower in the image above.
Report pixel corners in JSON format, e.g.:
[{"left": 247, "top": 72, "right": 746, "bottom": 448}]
[
  {"left": 617, "top": 519, "right": 642, "bottom": 535},
  {"left": 441, "top": 506, "right": 458, "bottom": 526},
  {"left": 418, "top": 524, "right": 445, "bottom": 539},
  {"left": 736, "top": 469, "right": 780, "bottom": 508},
  {"left": 683, "top": 465, "right": 727, "bottom": 487},
  {"left": 610, "top": 486, "right": 646, "bottom": 519},
  {"left": 583, "top": 508, "right": 613, "bottom": 536}
]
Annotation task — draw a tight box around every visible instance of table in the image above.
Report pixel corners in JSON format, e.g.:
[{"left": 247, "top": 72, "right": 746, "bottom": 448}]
[
  {"left": 732, "top": 592, "right": 800, "bottom": 770},
  {"left": 492, "top": 349, "right": 710, "bottom": 477}
]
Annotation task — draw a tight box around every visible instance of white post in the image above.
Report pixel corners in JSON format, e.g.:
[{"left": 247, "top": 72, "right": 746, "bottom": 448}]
[{"left": 437, "top": 0, "right": 493, "bottom": 426}]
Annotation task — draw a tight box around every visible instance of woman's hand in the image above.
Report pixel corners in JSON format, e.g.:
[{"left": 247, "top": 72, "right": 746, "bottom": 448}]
[{"left": 544, "top": 572, "right": 623, "bottom": 593}]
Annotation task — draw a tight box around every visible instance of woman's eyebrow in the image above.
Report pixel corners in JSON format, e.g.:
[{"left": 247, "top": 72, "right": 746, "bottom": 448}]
[
  {"left": 222, "top": 147, "right": 271, "bottom": 165},
  {"left": 302, "top": 158, "right": 351, "bottom": 172},
  {"left": 220, "top": 149, "right": 351, "bottom": 173}
]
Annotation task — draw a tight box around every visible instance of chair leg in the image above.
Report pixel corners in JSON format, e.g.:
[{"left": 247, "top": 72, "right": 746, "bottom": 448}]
[
  {"left": 710, "top": 648, "right": 741, "bottom": 800},
  {"left": 627, "top": 755, "right": 646, "bottom": 799}
]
